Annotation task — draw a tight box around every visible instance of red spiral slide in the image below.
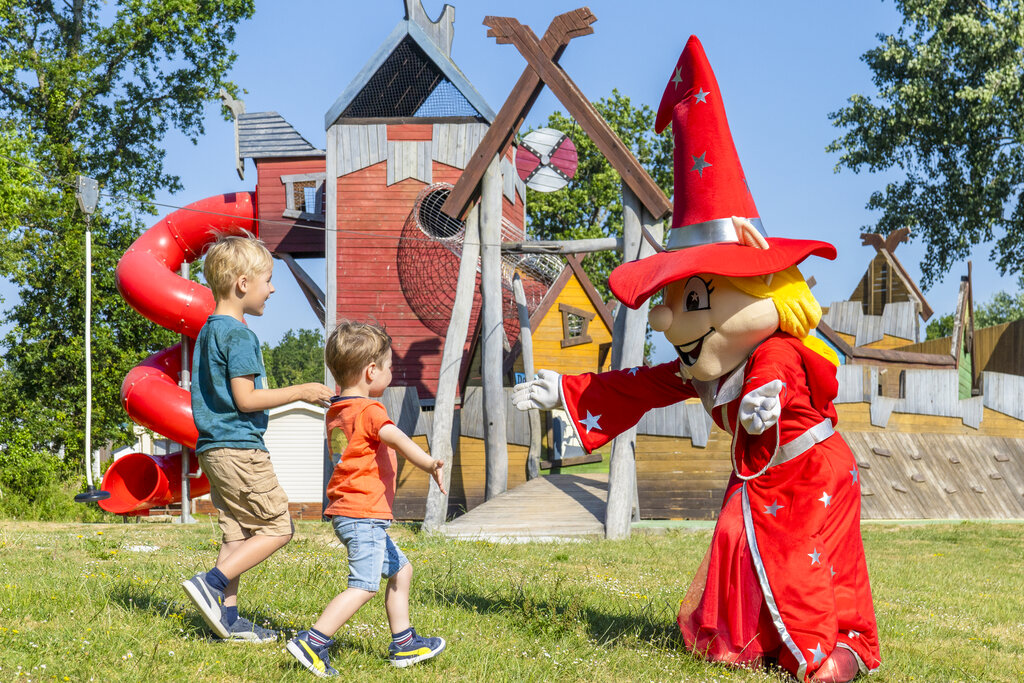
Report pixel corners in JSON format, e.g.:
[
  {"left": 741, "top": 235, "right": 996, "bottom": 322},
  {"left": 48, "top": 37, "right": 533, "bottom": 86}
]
[{"left": 99, "top": 192, "right": 257, "bottom": 514}]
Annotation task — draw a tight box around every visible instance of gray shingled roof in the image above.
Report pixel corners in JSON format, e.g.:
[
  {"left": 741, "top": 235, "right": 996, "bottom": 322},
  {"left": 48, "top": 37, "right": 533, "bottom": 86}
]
[{"left": 238, "top": 112, "right": 324, "bottom": 159}]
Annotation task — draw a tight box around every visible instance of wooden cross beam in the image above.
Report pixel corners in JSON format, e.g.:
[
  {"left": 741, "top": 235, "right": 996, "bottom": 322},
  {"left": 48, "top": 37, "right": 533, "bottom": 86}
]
[
  {"left": 442, "top": 8, "right": 673, "bottom": 224},
  {"left": 441, "top": 8, "right": 596, "bottom": 220}
]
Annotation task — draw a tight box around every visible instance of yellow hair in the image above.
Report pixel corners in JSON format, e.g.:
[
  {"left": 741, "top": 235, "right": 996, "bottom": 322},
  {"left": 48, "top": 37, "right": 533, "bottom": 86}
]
[{"left": 725, "top": 266, "right": 839, "bottom": 367}]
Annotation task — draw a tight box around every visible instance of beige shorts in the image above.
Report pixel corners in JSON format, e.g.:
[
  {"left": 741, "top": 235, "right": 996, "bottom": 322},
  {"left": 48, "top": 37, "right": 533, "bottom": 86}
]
[{"left": 198, "top": 447, "right": 293, "bottom": 542}]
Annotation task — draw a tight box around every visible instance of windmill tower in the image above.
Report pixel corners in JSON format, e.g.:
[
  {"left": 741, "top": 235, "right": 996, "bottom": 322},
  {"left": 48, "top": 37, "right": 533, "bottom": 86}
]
[{"left": 317, "top": 1, "right": 534, "bottom": 399}]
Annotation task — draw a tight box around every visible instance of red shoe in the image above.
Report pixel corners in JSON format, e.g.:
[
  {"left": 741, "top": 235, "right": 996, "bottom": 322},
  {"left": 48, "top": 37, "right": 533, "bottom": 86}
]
[{"left": 811, "top": 647, "right": 859, "bottom": 683}]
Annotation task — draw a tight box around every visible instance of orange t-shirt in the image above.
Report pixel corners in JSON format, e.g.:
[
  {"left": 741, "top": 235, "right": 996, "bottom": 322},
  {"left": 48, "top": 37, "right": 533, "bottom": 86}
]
[{"left": 323, "top": 397, "right": 397, "bottom": 519}]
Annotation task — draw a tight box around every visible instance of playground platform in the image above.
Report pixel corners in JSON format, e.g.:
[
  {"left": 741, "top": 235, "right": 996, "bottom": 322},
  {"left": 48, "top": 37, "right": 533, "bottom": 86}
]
[{"left": 439, "top": 473, "right": 608, "bottom": 541}]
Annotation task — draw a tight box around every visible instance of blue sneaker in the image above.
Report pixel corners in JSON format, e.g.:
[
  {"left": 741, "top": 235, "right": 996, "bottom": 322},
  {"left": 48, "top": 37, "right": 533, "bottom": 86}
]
[
  {"left": 287, "top": 631, "right": 338, "bottom": 678},
  {"left": 222, "top": 616, "right": 278, "bottom": 643},
  {"left": 181, "top": 573, "right": 228, "bottom": 639},
  {"left": 388, "top": 628, "right": 446, "bottom": 668}
]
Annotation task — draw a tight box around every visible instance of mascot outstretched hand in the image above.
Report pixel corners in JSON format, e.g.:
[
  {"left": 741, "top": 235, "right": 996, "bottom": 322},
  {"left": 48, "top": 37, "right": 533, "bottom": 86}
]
[{"left": 513, "top": 36, "right": 880, "bottom": 683}]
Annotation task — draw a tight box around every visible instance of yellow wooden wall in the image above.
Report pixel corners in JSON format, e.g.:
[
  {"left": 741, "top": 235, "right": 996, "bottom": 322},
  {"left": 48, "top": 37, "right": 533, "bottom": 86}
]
[
  {"left": 530, "top": 273, "right": 613, "bottom": 375},
  {"left": 391, "top": 434, "right": 531, "bottom": 520}
]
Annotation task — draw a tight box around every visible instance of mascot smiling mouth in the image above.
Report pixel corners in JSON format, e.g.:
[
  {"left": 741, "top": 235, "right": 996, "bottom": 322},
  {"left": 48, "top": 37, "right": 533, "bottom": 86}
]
[{"left": 675, "top": 328, "right": 714, "bottom": 367}]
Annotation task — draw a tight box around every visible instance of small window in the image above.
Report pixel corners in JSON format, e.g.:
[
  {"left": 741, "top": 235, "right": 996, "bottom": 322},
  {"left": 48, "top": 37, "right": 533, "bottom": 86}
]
[
  {"left": 558, "top": 303, "right": 595, "bottom": 348},
  {"left": 281, "top": 173, "right": 326, "bottom": 222}
]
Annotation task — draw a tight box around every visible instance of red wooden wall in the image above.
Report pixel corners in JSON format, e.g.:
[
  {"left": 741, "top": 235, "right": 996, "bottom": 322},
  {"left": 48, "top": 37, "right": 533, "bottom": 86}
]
[
  {"left": 255, "top": 157, "right": 326, "bottom": 257},
  {"left": 335, "top": 124, "right": 524, "bottom": 400}
]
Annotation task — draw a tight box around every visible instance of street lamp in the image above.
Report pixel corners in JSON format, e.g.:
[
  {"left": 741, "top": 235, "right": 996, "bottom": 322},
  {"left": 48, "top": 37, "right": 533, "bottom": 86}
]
[{"left": 73, "top": 175, "right": 110, "bottom": 504}]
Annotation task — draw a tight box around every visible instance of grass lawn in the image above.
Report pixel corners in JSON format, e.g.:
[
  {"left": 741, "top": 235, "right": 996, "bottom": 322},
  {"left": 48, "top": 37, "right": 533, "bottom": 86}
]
[{"left": 0, "top": 518, "right": 1021, "bottom": 682}]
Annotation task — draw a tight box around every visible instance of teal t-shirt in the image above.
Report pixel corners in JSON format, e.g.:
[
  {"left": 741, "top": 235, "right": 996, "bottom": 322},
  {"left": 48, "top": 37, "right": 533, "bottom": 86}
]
[{"left": 191, "top": 315, "right": 269, "bottom": 453}]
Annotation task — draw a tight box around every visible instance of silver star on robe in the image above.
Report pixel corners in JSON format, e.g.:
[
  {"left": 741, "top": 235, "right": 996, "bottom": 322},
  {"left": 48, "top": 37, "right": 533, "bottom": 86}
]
[
  {"left": 580, "top": 410, "right": 602, "bottom": 433},
  {"left": 830, "top": 565, "right": 837, "bottom": 577},
  {"left": 818, "top": 491, "right": 832, "bottom": 508},
  {"left": 763, "top": 500, "right": 784, "bottom": 517},
  {"left": 808, "top": 547, "right": 821, "bottom": 565},
  {"left": 691, "top": 152, "right": 711, "bottom": 177},
  {"left": 671, "top": 67, "right": 683, "bottom": 89},
  {"left": 627, "top": 367, "right": 639, "bottom": 376},
  {"left": 810, "top": 643, "right": 827, "bottom": 665},
  {"left": 694, "top": 87, "right": 709, "bottom": 103},
  {"left": 848, "top": 630, "right": 861, "bottom": 638},
  {"left": 850, "top": 468, "right": 858, "bottom": 484}
]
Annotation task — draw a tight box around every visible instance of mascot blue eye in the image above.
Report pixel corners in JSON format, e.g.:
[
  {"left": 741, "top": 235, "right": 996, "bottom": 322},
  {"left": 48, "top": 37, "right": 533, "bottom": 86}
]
[{"left": 682, "top": 276, "right": 712, "bottom": 312}]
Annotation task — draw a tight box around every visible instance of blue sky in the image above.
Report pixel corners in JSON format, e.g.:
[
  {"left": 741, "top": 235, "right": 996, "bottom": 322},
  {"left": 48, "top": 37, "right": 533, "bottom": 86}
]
[{"left": 4, "top": 1, "right": 1019, "bottom": 363}]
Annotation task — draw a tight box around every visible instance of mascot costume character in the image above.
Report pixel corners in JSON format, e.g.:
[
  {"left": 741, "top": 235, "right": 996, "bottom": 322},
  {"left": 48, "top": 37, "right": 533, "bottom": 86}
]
[{"left": 512, "top": 36, "right": 881, "bottom": 682}]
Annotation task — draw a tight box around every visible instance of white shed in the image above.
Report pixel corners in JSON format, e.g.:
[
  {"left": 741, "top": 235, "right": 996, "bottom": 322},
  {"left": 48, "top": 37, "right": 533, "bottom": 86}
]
[{"left": 264, "top": 401, "right": 327, "bottom": 504}]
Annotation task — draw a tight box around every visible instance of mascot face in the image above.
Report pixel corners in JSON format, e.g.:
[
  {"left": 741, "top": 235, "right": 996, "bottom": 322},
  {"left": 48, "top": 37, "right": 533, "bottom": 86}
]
[{"left": 648, "top": 274, "right": 778, "bottom": 382}]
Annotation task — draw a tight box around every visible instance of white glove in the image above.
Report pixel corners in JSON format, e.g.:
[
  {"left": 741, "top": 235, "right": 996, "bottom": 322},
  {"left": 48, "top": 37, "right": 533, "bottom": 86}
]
[
  {"left": 511, "top": 369, "right": 562, "bottom": 411},
  {"left": 738, "top": 379, "right": 784, "bottom": 435}
]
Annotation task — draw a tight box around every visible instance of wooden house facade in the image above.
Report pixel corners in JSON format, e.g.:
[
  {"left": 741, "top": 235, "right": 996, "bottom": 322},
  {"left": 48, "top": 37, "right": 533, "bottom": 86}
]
[{"left": 322, "top": 5, "right": 531, "bottom": 401}]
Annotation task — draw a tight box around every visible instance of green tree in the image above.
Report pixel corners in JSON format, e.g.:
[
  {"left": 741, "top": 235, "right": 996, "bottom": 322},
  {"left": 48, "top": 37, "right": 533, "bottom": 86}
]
[
  {"left": 828, "top": 1, "right": 1024, "bottom": 290},
  {"left": 926, "top": 289, "right": 1024, "bottom": 339},
  {"left": 0, "top": 1, "right": 254, "bottom": 497},
  {"left": 262, "top": 329, "right": 326, "bottom": 389},
  {"left": 526, "top": 89, "right": 673, "bottom": 303}
]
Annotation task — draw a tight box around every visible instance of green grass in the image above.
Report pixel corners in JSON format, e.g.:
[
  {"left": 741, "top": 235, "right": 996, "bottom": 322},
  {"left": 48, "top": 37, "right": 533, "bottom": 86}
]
[{"left": 0, "top": 518, "right": 1021, "bottom": 681}]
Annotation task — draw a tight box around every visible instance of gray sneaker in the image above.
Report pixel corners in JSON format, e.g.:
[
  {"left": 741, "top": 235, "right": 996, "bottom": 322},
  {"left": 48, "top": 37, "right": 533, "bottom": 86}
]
[
  {"left": 222, "top": 616, "right": 278, "bottom": 643},
  {"left": 181, "top": 573, "right": 228, "bottom": 639}
]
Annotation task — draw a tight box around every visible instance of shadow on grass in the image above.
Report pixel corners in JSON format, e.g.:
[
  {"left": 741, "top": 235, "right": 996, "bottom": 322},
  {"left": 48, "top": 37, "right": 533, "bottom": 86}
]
[
  {"left": 422, "top": 572, "right": 683, "bottom": 650},
  {"left": 108, "top": 579, "right": 291, "bottom": 640}
]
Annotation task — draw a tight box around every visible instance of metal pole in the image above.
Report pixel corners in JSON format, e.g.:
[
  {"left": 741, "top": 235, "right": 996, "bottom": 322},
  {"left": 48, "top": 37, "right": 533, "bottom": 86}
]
[
  {"left": 85, "top": 224, "right": 94, "bottom": 487},
  {"left": 178, "top": 262, "right": 196, "bottom": 524},
  {"left": 73, "top": 175, "right": 108, "bottom": 504}
]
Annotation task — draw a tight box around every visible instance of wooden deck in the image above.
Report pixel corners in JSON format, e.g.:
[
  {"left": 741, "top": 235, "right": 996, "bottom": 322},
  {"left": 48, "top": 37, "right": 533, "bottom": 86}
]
[{"left": 438, "top": 473, "right": 607, "bottom": 541}]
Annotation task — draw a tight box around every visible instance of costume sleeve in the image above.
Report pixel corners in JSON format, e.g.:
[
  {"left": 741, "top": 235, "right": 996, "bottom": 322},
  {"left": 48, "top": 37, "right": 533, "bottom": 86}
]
[
  {"left": 732, "top": 337, "right": 807, "bottom": 475},
  {"left": 560, "top": 362, "right": 698, "bottom": 453},
  {"left": 224, "top": 327, "right": 264, "bottom": 381}
]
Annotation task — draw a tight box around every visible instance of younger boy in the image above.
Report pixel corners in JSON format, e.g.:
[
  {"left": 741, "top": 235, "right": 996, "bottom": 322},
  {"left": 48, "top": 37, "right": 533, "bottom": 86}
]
[
  {"left": 287, "top": 321, "right": 446, "bottom": 676},
  {"left": 182, "top": 233, "right": 333, "bottom": 642}
]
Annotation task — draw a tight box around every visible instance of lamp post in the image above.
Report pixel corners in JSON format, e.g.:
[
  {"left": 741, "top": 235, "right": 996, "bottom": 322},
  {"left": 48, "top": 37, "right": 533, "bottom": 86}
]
[{"left": 73, "top": 175, "right": 110, "bottom": 504}]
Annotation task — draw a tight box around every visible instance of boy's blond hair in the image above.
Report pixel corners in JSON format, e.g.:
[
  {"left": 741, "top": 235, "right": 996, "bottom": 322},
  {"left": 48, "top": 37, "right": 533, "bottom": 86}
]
[
  {"left": 326, "top": 321, "right": 392, "bottom": 387},
  {"left": 202, "top": 231, "right": 273, "bottom": 301}
]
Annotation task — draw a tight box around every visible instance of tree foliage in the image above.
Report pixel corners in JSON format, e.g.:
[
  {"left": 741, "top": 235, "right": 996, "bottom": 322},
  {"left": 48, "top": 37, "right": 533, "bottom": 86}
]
[
  {"left": 525, "top": 90, "right": 673, "bottom": 302},
  {"left": 0, "top": 0, "right": 254, "bottom": 494},
  {"left": 262, "top": 329, "right": 326, "bottom": 390},
  {"left": 828, "top": 1, "right": 1024, "bottom": 290},
  {"left": 925, "top": 288, "right": 1024, "bottom": 339}
]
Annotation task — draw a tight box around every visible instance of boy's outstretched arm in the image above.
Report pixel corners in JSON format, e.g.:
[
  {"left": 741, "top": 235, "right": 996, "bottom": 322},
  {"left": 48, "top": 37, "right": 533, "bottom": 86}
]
[
  {"left": 378, "top": 424, "right": 446, "bottom": 494},
  {"left": 230, "top": 375, "right": 333, "bottom": 412}
]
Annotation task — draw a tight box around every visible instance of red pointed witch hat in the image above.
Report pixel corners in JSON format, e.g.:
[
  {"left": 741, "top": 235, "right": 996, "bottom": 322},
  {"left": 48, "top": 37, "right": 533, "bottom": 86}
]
[{"left": 609, "top": 35, "right": 835, "bottom": 309}]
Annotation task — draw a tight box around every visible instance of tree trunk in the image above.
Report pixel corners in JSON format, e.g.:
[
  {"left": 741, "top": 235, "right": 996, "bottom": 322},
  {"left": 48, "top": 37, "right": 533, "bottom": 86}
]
[
  {"left": 605, "top": 184, "right": 663, "bottom": 539},
  {"left": 512, "top": 273, "right": 541, "bottom": 480},
  {"left": 423, "top": 205, "right": 481, "bottom": 531},
  {"left": 481, "top": 156, "right": 508, "bottom": 500}
]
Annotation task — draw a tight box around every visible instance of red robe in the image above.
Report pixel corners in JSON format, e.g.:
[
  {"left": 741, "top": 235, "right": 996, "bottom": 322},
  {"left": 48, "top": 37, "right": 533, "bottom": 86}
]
[{"left": 559, "top": 332, "right": 881, "bottom": 680}]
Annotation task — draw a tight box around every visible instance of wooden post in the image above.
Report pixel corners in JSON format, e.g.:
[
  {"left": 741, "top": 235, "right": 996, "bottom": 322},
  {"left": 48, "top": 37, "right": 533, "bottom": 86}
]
[
  {"left": 605, "top": 184, "right": 663, "bottom": 539},
  {"left": 512, "top": 273, "right": 541, "bottom": 480},
  {"left": 423, "top": 205, "right": 481, "bottom": 532},
  {"left": 481, "top": 156, "right": 508, "bottom": 500},
  {"left": 501, "top": 237, "right": 622, "bottom": 254}
]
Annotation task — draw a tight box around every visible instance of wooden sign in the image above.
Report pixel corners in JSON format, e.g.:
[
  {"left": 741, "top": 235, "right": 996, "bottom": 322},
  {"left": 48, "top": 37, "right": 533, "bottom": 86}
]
[{"left": 516, "top": 127, "right": 577, "bottom": 191}]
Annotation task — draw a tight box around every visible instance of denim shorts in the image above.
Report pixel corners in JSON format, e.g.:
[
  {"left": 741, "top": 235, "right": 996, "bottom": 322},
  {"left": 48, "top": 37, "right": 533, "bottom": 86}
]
[{"left": 331, "top": 516, "right": 409, "bottom": 592}]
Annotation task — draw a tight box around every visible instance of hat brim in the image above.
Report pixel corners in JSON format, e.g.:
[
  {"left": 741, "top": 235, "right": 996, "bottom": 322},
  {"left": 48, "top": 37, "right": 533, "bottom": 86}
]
[{"left": 609, "top": 237, "right": 837, "bottom": 309}]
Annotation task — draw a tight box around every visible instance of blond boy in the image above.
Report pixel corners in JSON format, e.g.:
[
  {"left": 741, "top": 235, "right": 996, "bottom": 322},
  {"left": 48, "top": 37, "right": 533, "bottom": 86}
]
[
  {"left": 287, "top": 321, "right": 446, "bottom": 676},
  {"left": 182, "top": 233, "right": 333, "bottom": 642}
]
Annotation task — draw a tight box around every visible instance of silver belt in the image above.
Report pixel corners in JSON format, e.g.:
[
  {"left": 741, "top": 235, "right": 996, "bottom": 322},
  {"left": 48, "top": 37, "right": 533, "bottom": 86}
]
[
  {"left": 771, "top": 418, "right": 835, "bottom": 467},
  {"left": 733, "top": 417, "right": 835, "bottom": 481}
]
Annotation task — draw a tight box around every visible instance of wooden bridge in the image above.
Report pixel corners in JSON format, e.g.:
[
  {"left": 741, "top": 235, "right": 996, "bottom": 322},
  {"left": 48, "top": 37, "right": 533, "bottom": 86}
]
[{"left": 438, "top": 473, "right": 608, "bottom": 541}]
